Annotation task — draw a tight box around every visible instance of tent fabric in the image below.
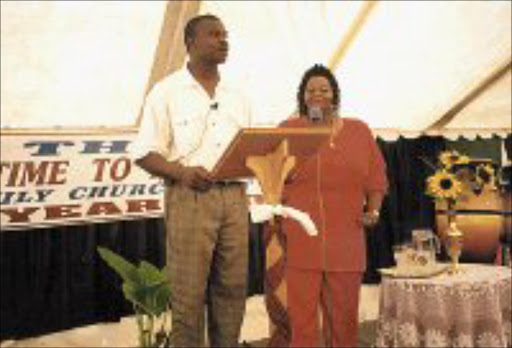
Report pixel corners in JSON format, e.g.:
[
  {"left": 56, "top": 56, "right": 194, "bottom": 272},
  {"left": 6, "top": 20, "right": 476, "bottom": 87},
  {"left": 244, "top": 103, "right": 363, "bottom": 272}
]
[
  {"left": 200, "top": 1, "right": 512, "bottom": 134},
  {"left": 1, "top": 1, "right": 167, "bottom": 128},
  {"left": 1, "top": 1, "right": 510, "bottom": 137}
]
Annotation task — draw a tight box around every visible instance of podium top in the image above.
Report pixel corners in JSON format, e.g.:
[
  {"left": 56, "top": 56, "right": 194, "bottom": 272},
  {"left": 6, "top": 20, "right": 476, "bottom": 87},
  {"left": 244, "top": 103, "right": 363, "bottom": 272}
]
[{"left": 211, "top": 127, "right": 331, "bottom": 180}]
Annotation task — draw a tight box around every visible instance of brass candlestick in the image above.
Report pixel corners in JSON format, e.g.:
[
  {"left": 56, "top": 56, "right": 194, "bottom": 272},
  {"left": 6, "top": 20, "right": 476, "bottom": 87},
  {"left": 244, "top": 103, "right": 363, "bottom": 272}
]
[{"left": 446, "top": 218, "right": 463, "bottom": 274}]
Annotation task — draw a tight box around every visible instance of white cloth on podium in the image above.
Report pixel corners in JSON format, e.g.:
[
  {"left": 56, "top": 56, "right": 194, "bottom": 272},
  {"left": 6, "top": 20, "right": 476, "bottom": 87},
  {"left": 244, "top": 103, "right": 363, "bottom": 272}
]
[{"left": 249, "top": 202, "right": 318, "bottom": 236}]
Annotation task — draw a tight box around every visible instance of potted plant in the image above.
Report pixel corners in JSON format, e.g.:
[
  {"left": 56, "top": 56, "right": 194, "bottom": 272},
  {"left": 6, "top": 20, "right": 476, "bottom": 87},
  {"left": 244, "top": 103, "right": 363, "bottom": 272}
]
[{"left": 97, "top": 246, "right": 171, "bottom": 347}]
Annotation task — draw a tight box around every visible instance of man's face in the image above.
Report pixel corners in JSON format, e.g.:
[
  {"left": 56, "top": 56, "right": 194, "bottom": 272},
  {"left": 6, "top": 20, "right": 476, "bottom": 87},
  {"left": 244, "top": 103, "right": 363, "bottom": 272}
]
[{"left": 188, "top": 19, "right": 229, "bottom": 64}]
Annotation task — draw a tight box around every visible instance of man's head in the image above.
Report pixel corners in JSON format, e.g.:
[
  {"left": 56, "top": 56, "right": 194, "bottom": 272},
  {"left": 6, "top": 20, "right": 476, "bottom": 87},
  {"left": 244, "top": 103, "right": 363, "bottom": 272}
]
[{"left": 184, "top": 14, "right": 228, "bottom": 65}]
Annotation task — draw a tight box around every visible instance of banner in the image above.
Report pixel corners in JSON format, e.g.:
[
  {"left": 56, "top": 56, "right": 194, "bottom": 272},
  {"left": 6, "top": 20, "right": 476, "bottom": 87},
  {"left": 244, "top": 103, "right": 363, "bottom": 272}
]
[{"left": 0, "top": 131, "right": 164, "bottom": 231}]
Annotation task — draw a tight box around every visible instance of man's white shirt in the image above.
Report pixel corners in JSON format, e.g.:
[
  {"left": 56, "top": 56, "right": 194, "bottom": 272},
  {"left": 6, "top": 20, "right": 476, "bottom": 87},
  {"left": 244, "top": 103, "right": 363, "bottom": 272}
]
[{"left": 132, "top": 66, "right": 252, "bottom": 171}]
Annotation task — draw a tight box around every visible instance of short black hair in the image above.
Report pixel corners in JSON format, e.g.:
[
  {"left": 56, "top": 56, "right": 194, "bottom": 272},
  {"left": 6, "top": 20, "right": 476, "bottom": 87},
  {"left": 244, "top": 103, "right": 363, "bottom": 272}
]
[
  {"left": 297, "top": 64, "right": 340, "bottom": 117},
  {"left": 184, "top": 14, "right": 221, "bottom": 49}
]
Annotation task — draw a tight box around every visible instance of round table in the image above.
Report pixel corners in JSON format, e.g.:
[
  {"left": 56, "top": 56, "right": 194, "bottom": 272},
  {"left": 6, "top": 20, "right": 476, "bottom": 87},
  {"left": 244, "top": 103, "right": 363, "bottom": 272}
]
[{"left": 375, "top": 263, "right": 511, "bottom": 347}]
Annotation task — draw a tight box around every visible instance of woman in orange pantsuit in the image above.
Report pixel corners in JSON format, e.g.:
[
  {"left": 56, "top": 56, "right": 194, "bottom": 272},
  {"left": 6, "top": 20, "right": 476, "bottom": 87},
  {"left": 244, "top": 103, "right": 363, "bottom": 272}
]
[{"left": 281, "top": 64, "right": 388, "bottom": 347}]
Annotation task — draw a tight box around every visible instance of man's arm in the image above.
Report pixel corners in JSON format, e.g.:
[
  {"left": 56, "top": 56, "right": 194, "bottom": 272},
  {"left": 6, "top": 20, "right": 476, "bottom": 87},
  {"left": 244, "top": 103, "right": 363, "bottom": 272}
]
[
  {"left": 135, "top": 152, "right": 213, "bottom": 191},
  {"left": 135, "top": 152, "right": 184, "bottom": 181}
]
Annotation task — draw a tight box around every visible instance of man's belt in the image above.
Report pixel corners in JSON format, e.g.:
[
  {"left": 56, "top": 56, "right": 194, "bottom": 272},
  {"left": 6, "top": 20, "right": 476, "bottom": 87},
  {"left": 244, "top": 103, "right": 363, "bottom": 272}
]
[{"left": 212, "top": 180, "right": 245, "bottom": 187}]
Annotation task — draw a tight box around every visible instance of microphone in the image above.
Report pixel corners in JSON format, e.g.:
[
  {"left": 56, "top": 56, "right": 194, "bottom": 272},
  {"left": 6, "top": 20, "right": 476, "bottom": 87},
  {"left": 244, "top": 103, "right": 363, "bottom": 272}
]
[
  {"left": 210, "top": 102, "right": 219, "bottom": 110},
  {"left": 308, "top": 106, "right": 323, "bottom": 123}
]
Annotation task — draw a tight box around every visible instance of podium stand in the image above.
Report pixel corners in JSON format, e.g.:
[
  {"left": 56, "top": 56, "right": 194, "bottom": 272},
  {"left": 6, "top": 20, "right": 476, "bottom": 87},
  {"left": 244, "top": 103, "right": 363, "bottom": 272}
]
[{"left": 212, "top": 127, "right": 330, "bottom": 347}]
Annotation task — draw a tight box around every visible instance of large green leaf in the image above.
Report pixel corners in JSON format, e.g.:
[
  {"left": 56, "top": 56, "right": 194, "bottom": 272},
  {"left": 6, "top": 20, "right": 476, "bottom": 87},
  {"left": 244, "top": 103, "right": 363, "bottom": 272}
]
[
  {"left": 152, "top": 283, "right": 172, "bottom": 316},
  {"left": 138, "top": 260, "right": 166, "bottom": 285},
  {"left": 123, "top": 281, "right": 170, "bottom": 316},
  {"left": 97, "top": 246, "right": 140, "bottom": 284},
  {"left": 98, "top": 246, "right": 171, "bottom": 318}
]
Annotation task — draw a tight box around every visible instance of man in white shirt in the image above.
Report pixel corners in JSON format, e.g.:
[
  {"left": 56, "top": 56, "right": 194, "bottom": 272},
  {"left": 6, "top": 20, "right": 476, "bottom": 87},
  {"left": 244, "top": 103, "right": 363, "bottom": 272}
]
[{"left": 131, "top": 14, "right": 251, "bottom": 347}]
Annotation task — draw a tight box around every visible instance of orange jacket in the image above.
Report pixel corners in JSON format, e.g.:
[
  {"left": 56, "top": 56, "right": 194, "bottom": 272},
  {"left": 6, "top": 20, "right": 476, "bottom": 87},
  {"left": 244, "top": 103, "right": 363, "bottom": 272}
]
[{"left": 281, "top": 117, "right": 388, "bottom": 271}]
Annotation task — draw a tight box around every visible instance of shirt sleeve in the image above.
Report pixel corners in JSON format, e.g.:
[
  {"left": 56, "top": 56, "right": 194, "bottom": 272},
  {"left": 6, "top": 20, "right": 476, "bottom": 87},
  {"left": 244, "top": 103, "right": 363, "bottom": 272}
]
[
  {"left": 364, "top": 123, "right": 388, "bottom": 194},
  {"left": 131, "top": 89, "right": 172, "bottom": 161}
]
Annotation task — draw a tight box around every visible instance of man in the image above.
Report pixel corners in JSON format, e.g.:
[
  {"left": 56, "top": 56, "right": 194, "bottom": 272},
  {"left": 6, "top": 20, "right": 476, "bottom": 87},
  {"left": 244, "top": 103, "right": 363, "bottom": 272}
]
[{"left": 131, "top": 14, "right": 251, "bottom": 347}]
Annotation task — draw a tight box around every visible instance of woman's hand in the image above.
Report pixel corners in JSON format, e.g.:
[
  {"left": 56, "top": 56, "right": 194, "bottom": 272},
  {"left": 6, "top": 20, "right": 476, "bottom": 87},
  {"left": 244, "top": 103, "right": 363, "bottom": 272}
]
[{"left": 360, "top": 210, "right": 380, "bottom": 228}]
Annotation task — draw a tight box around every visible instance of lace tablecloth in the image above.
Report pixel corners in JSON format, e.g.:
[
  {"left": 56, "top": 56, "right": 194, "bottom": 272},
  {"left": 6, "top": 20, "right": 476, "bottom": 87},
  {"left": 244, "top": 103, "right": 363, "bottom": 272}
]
[{"left": 375, "top": 264, "right": 511, "bottom": 347}]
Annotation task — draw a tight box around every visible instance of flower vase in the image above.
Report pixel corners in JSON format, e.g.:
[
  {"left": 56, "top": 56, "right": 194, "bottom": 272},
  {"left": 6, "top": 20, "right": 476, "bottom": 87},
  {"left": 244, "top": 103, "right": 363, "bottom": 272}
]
[{"left": 446, "top": 213, "right": 463, "bottom": 274}]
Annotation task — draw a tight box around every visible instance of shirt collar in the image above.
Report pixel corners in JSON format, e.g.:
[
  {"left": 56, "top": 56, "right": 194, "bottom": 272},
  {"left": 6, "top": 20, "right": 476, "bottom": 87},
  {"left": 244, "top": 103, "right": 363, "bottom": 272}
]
[{"left": 178, "top": 64, "right": 229, "bottom": 91}]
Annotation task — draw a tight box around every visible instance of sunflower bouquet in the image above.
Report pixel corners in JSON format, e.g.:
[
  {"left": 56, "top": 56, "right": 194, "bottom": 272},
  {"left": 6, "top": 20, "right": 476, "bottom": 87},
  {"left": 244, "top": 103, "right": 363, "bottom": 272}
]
[
  {"left": 424, "top": 150, "right": 499, "bottom": 273},
  {"left": 425, "top": 150, "right": 498, "bottom": 209}
]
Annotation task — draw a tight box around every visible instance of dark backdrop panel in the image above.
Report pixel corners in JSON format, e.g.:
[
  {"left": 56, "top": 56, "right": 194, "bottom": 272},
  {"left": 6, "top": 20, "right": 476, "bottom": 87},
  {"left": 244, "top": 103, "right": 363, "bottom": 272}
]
[
  {"left": 447, "top": 135, "right": 503, "bottom": 164},
  {"left": 247, "top": 223, "right": 265, "bottom": 296},
  {"left": 0, "top": 219, "right": 166, "bottom": 340},
  {"left": 363, "top": 136, "right": 446, "bottom": 283},
  {"left": 0, "top": 218, "right": 265, "bottom": 340}
]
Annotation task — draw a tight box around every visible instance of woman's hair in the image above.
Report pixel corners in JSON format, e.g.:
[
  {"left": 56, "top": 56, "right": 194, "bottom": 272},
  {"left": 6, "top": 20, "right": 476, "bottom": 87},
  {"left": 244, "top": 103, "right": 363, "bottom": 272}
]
[{"left": 296, "top": 64, "right": 340, "bottom": 117}]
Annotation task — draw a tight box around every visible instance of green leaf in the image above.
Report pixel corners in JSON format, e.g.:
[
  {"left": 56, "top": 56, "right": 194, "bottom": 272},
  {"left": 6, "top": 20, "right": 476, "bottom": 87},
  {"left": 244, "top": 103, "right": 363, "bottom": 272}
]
[
  {"left": 97, "top": 246, "right": 140, "bottom": 284},
  {"left": 123, "top": 281, "right": 170, "bottom": 316},
  {"left": 122, "top": 282, "right": 150, "bottom": 315},
  {"left": 153, "top": 284, "right": 171, "bottom": 316},
  {"left": 98, "top": 246, "right": 171, "bottom": 319},
  {"left": 138, "top": 261, "right": 167, "bottom": 285}
]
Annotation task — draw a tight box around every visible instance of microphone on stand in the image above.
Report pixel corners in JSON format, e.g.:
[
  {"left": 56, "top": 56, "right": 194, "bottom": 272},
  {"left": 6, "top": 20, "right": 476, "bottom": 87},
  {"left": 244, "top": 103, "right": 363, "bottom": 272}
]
[{"left": 308, "top": 106, "right": 323, "bottom": 123}]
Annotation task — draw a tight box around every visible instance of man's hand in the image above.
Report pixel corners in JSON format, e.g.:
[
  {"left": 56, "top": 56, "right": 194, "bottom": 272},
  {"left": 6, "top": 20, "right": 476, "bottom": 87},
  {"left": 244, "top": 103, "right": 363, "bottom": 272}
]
[
  {"left": 134, "top": 154, "right": 213, "bottom": 191},
  {"left": 178, "top": 166, "right": 213, "bottom": 191}
]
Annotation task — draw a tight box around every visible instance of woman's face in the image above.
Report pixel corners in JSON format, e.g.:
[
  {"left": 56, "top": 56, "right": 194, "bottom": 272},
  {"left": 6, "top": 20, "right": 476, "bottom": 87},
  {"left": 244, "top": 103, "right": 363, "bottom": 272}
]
[{"left": 304, "top": 76, "right": 334, "bottom": 115}]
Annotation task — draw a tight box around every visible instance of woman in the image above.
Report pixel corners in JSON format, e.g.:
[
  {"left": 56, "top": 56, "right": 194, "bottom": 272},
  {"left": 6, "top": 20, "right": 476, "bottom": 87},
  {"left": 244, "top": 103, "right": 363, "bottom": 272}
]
[{"left": 281, "top": 64, "right": 388, "bottom": 347}]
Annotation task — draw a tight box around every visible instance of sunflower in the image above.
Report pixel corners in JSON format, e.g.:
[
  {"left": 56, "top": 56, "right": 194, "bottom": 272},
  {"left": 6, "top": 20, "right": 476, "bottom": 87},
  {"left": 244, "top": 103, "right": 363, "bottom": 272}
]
[
  {"left": 439, "top": 150, "right": 470, "bottom": 169},
  {"left": 426, "top": 170, "right": 463, "bottom": 200}
]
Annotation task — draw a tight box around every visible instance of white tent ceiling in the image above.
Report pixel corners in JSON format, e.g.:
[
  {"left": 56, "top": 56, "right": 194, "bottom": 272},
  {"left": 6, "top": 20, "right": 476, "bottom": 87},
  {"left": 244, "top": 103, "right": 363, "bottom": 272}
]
[
  {"left": 1, "top": 1, "right": 166, "bottom": 129},
  {"left": 1, "top": 1, "right": 511, "bottom": 139}
]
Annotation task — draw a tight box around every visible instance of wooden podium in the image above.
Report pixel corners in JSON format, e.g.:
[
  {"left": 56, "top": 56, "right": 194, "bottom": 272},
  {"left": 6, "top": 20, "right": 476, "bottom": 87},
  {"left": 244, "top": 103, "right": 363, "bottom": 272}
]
[
  {"left": 212, "top": 127, "right": 331, "bottom": 347},
  {"left": 212, "top": 127, "right": 331, "bottom": 202}
]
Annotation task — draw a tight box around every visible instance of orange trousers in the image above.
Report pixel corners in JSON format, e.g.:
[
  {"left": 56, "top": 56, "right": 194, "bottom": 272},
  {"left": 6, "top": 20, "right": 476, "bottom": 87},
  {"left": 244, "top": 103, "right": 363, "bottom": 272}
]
[{"left": 286, "top": 268, "right": 362, "bottom": 347}]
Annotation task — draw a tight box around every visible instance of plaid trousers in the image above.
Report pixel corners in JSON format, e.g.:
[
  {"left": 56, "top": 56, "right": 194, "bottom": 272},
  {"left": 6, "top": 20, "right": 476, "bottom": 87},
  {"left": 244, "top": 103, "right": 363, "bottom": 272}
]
[{"left": 164, "top": 182, "right": 249, "bottom": 347}]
